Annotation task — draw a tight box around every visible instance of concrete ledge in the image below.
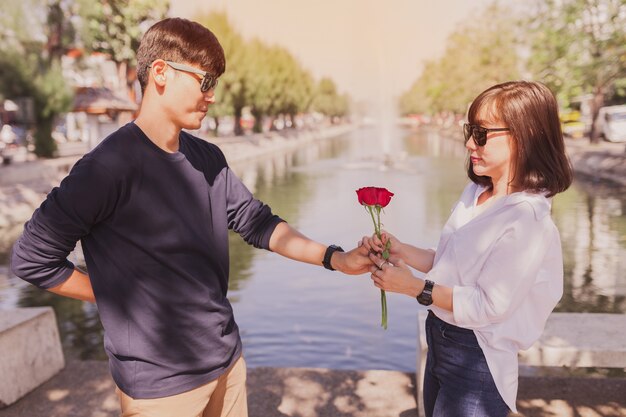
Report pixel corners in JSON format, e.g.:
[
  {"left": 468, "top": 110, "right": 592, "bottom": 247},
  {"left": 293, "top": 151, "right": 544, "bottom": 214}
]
[
  {"left": 0, "top": 307, "right": 65, "bottom": 408},
  {"left": 519, "top": 313, "right": 626, "bottom": 368},
  {"left": 416, "top": 311, "right": 626, "bottom": 417}
]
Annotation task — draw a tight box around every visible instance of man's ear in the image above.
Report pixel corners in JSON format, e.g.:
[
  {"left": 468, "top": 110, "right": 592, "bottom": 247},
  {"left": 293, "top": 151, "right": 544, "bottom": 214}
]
[{"left": 150, "top": 59, "right": 168, "bottom": 88}]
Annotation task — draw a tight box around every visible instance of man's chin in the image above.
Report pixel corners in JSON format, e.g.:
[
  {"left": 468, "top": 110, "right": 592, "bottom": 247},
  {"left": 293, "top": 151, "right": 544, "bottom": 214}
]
[{"left": 182, "top": 119, "right": 203, "bottom": 131}]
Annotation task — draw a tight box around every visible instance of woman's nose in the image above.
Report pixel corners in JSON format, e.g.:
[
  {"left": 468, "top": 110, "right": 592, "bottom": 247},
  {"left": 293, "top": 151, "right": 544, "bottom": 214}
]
[{"left": 465, "top": 137, "right": 477, "bottom": 151}]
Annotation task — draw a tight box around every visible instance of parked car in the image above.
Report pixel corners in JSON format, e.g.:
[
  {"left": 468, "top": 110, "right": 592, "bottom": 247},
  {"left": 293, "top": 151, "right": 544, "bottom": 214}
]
[
  {"left": 0, "top": 124, "right": 30, "bottom": 165},
  {"left": 597, "top": 105, "right": 626, "bottom": 143}
]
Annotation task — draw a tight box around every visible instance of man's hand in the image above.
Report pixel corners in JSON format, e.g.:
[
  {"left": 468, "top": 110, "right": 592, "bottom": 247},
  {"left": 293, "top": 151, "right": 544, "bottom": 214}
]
[{"left": 331, "top": 245, "right": 374, "bottom": 275}]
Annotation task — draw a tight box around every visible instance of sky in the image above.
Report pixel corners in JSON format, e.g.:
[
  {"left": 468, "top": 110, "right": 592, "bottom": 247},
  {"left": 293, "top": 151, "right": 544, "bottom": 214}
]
[{"left": 169, "top": 0, "right": 497, "bottom": 108}]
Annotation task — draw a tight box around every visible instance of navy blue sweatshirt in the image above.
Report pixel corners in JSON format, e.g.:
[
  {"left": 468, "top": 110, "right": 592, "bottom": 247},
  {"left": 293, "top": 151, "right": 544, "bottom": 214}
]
[{"left": 11, "top": 122, "right": 283, "bottom": 398}]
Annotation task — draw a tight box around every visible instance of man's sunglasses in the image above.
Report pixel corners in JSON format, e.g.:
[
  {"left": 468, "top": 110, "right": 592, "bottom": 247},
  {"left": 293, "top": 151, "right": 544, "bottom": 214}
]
[
  {"left": 150, "top": 60, "right": 218, "bottom": 92},
  {"left": 463, "top": 123, "right": 510, "bottom": 147}
]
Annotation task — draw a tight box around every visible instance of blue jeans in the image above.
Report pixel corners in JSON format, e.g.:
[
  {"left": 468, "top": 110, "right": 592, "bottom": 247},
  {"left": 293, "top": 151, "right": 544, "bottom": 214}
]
[{"left": 424, "top": 311, "right": 510, "bottom": 417}]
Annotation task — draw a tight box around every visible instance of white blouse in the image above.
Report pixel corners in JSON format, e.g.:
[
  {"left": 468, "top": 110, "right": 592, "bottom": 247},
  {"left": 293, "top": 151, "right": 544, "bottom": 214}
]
[{"left": 427, "top": 182, "right": 564, "bottom": 413}]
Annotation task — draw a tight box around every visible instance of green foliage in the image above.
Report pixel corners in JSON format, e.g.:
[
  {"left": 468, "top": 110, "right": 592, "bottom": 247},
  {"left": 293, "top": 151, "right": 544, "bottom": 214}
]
[
  {"left": 198, "top": 12, "right": 250, "bottom": 135},
  {"left": 33, "top": 61, "right": 74, "bottom": 122},
  {"left": 197, "top": 11, "right": 345, "bottom": 134},
  {"left": 312, "top": 78, "right": 349, "bottom": 119},
  {"left": 46, "top": 0, "right": 77, "bottom": 62},
  {"left": 525, "top": 0, "right": 626, "bottom": 141},
  {"left": 0, "top": 3, "right": 73, "bottom": 157},
  {"left": 77, "top": 0, "right": 169, "bottom": 65},
  {"left": 399, "top": 3, "right": 520, "bottom": 116},
  {"left": 246, "top": 43, "right": 315, "bottom": 122},
  {"left": 0, "top": 0, "right": 41, "bottom": 49},
  {"left": 0, "top": 50, "right": 73, "bottom": 157},
  {"left": 526, "top": 0, "right": 626, "bottom": 102}
]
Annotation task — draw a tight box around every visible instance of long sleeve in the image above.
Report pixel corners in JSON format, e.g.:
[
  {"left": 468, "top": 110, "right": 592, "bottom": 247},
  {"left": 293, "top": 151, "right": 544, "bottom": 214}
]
[
  {"left": 224, "top": 167, "right": 283, "bottom": 249},
  {"left": 11, "top": 156, "right": 118, "bottom": 289},
  {"left": 451, "top": 206, "right": 555, "bottom": 329}
]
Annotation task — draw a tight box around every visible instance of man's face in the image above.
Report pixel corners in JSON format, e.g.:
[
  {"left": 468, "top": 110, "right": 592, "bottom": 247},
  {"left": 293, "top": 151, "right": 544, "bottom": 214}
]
[{"left": 154, "top": 60, "right": 217, "bottom": 130}]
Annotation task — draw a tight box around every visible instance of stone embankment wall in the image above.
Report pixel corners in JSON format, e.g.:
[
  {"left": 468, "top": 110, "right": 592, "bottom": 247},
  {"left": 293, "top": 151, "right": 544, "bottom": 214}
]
[{"left": 565, "top": 140, "right": 626, "bottom": 187}]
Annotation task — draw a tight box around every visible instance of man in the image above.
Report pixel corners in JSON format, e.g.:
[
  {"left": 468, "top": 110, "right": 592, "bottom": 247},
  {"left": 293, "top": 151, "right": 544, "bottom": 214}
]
[{"left": 11, "top": 17, "right": 371, "bottom": 417}]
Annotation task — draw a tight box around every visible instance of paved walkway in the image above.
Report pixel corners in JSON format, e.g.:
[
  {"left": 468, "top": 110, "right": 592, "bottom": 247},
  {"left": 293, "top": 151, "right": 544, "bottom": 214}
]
[{"left": 0, "top": 360, "right": 624, "bottom": 417}]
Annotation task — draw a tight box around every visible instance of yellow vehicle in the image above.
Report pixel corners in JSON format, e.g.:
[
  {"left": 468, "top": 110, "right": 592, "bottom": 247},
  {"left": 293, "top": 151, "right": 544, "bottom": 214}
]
[{"left": 559, "top": 110, "right": 586, "bottom": 139}]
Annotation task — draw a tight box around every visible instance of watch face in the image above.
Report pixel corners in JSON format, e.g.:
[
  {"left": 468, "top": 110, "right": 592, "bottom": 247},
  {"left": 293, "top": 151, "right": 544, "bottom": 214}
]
[{"left": 417, "top": 293, "right": 433, "bottom": 306}]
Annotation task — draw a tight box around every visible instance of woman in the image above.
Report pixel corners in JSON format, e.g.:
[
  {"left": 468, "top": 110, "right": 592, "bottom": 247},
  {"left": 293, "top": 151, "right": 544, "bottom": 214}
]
[{"left": 361, "top": 81, "right": 572, "bottom": 416}]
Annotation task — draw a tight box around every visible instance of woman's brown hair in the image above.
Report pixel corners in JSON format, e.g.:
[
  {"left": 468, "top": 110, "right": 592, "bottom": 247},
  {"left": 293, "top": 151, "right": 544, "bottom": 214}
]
[
  {"left": 466, "top": 80, "right": 573, "bottom": 197},
  {"left": 136, "top": 18, "right": 225, "bottom": 93}
]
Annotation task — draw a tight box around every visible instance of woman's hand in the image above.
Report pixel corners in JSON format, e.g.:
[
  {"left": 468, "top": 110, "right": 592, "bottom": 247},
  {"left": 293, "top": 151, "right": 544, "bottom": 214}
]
[
  {"left": 368, "top": 254, "right": 423, "bottom": 298},
  {"left": 359, "top": 230, "right": 404, "bottom": 258}
]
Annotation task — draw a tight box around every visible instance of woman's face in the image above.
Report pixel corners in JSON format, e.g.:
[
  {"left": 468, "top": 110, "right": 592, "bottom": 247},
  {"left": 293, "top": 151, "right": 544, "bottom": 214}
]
[{"left": 466, "top": 104, "right": 515, "bottom": 186}]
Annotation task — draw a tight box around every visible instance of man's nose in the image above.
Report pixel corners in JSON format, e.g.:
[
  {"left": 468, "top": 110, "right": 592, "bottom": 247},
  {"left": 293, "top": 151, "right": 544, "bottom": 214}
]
[{"left": 203, "top": 90, "right": 215, "bottom": 103}]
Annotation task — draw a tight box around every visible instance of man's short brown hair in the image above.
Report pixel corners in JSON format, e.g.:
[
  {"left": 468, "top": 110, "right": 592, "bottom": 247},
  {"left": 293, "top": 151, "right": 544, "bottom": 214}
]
[{"left": 136, "top": 18, "right": 225, "bottom": 93}]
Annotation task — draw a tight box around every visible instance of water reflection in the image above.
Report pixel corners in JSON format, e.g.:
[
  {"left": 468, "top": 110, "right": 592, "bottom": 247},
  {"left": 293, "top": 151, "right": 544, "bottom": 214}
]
[
  {"left": 553, "top": 181, "right": 626, "bottom": 313},
  {"left": 227, "top": 138, "right": 349, "bottom": 299},
  {"left": 0, "top": 126, "right": 624, "bottom": 366}
]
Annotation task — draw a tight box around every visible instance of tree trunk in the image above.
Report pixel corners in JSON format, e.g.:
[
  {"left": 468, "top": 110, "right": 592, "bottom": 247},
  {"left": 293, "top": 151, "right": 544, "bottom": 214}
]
[
  {"left": 213, "top": 116, "right": 220, "bottom": 136},
  {"left": 117, "top": 61, "right": 129, "bottom": 100},
  {"left": 269, "top": 116, "right": 278, "bottom": 132},
  {"left": 589, "top": 88, "right": 605, "bottom": 144},
  {"left": 251, "top": 108, "right": 263, "bottom": 133},
  {"left": 34, "top": 117, "right": 57, "bottom": 158},
  {"left": 234, "top": 106, "right": 244, "bottom": 136}
]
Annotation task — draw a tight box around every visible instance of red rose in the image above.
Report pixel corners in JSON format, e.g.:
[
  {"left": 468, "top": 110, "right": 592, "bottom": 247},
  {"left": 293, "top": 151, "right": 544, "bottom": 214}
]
[
  {"left": 356, "top": 187, "right": 394, "bottom": 207},
  {"left": 356, "top": 187, "right": 378, "bottom": 205},
  {"left": 355, "top": 185, "right": 394, "bottom": 330},
  {"left": 375, "top": 188, "right": 394, "bottom": 207}
]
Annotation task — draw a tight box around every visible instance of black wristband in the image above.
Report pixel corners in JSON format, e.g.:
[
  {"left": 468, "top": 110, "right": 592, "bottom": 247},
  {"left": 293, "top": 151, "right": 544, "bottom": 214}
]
[
  {"left": 322, "top": 245, "right": 344, "bottom": 271},
  {"left": 416, "top": 279, "right": 434, "bottom": 306}
]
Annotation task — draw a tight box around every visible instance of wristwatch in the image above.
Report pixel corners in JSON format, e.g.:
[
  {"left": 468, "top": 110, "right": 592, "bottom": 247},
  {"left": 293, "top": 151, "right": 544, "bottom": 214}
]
[
  {"left": 322, "top": 245, "right": 345, "bottom": 271},
  {"left": 416, "top": 279, "right": 434, "bottom": 306}
]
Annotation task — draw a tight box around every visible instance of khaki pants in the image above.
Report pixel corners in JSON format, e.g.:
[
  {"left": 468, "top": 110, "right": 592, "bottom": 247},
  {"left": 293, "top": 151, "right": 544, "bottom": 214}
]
[{"left": 116, "top": 356, "right": 248, "bottom": 417}]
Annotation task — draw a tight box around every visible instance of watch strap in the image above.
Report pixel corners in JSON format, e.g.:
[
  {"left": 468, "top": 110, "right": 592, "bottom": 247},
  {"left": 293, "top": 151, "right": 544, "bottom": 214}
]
[
  {"left": 322, "top": 245, "right": 344, "bottom": 271},
  {"left": 417, "top": 279, "right": 435, "bottom": 306}
]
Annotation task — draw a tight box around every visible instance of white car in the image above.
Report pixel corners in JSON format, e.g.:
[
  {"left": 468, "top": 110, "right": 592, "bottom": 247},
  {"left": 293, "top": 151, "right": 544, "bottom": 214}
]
[{"left": 598, "top": 105, "right": 626, "bottom": 143}]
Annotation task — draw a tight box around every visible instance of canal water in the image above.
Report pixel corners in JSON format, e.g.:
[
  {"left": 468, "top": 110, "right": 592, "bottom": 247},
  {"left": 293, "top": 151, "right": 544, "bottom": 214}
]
[{"left": 0, "top": 125, "right": 624, "bottom": 370}]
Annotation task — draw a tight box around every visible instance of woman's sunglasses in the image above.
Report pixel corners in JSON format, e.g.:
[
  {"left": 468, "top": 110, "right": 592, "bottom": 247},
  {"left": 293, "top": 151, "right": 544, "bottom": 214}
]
[{"left": 463, "top": 123, "right": 510, "bottom": 147}]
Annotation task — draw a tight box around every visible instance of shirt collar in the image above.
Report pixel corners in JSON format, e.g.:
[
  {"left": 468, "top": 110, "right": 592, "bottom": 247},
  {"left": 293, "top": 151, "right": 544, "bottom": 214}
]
[{"left": 475, "top": 184, "right": 552, "bottom": 220}]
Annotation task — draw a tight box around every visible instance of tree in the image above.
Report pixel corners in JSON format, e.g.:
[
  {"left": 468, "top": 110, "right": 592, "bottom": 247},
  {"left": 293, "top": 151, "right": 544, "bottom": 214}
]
[
  {"left": 399, "top": 3, "right": 520, "bottom": 116},
  {"left": 243, "top": 39, "right": 273, "bottom": 133},
  {"left": 247, "top": 44, "right": 315, "bottom": 131},
  {"left": 198, "top": 12, "right": 249, "bottom": 136},
  {"left": 76, "top": 0, "right": 169, "bottom": 97},
  {"left": 0, "top": 0, "right": 74, "bottom": 157},
  {"left": 46, "top": 0, "right": 77, "bottom": 63},
  {"left": 525, "top": 0, "right": 626, "bottom": 143},
  {"left": 312, "top": 78, "right": 349, "bottom": 121}
]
